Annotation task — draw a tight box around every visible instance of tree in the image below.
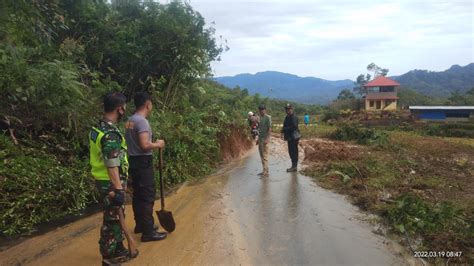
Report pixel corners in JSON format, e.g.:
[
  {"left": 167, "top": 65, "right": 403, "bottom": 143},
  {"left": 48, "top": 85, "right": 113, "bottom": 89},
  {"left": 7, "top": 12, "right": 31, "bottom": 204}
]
[
  {"left": 353, "top": 74, "right": 371, "bottom": 95},
  {"left": 367, "top": 63, "right": 389, "bottom": 78},
  {"left": 353, "top": 63, "right": 389, "bottom": 95},
  {"left": 446, "top": 89, "right": 474, "bottom": 105},
  {"left": 466, "top": 87, "right": 474, "bottom": 95},
  {"left": 96, "top": 1, "right": 224, "bottom": 109},
  {"left": 337, "top": 89, "right": 355, "bottom": 100}
]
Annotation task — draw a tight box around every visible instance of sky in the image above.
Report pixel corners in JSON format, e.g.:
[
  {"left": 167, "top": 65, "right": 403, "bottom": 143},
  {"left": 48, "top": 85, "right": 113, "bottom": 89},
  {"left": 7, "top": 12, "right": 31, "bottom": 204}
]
[{"left": 187, "top": 0, "right": 473, "bottom": 80}]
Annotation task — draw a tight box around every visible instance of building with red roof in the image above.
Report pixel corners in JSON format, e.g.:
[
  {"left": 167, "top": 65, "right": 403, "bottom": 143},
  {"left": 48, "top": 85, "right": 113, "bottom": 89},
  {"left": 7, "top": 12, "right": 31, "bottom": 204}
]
[{"left": 363, "top": 76, "right": 400, "bottom": 111}]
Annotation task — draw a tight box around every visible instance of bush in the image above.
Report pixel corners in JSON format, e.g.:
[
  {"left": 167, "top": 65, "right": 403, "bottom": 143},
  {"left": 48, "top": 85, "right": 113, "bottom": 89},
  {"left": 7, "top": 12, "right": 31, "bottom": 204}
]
[
  {"left": 321, "top": 109, "right": 342, "bottom": 122},
  {"left": 149, "top": 104, "right": 234, "bottom": 185},
  {"left": 385, "top": 194, "right": 469, "bottom": 236},
  {"left": 0, "top": 45, "right": 97, "bottom": 134},
  {"left": 423, "top": 123, "right": 474, "bottom": 138},
  {"left": 329, "top": 98, "right": 363, "bottom": 111},
  {"left": 0, "top": 135, "right": 96, "bottom": 236},
  {"left": 330, "top": 123, "right": 389, "bottom": 146}
]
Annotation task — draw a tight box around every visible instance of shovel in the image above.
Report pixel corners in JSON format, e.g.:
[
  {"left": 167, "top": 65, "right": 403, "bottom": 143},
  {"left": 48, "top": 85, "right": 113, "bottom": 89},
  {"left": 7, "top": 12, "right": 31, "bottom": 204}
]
[{"left": 156, "top": 148, "right": 176, "bottom": 233}]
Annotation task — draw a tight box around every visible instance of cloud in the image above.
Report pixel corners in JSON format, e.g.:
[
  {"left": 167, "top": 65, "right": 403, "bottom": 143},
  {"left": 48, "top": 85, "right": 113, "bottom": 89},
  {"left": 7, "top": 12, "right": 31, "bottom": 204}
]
[{"left": 190, "top": 0, "right": 473, "bottom": 79}]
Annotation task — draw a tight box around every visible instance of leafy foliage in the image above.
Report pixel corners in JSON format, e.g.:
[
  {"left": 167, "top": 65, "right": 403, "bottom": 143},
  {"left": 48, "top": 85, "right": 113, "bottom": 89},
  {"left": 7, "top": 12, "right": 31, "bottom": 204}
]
[
  {"left": 0, "top": 0, "right": 240, "bottom": 236},
  {"left": 397, "top": 87, "right": 441, "bottom": 107},
  {"left": 424, "top": 123, "right": 474, "bottom": 138},
  {"left": 353, "top": 63, "right": 389, "bottom": 95},
  {"left": 330, "top": 123, "right": 388, "bottom": 146},
  {"left": 445, "top": 88, "right": 474, "bottom": 105},
  {"left": 337, "top": 89, "right": 355, "bottom": 100},
  {"left": 366, "top": 63, "right": 389, "bottom": 78},
  {"left": 386, "top": 194, "right": 469, "bottom": 238},
  {"left": 0, "top": 135, "right": 96, "bottom": 236},
  {"left": 320, "top": 109, "right": 342, "bottom": 122}
]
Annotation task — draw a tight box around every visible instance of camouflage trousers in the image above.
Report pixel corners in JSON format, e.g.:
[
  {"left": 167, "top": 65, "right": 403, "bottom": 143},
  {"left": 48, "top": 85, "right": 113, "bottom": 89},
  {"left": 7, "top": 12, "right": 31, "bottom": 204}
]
[{"left": 96, "top": 181, "right": 125, "bottom": 259}]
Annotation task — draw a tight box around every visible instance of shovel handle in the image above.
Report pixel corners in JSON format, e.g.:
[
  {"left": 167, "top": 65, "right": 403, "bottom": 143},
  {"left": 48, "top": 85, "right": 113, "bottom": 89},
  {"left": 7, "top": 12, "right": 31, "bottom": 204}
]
[
  {"left": 159, "top": 148, "right": 165, "bottom": 210},
  {"left": 118, "top": 207, "right": 137, "bottom": 255}
]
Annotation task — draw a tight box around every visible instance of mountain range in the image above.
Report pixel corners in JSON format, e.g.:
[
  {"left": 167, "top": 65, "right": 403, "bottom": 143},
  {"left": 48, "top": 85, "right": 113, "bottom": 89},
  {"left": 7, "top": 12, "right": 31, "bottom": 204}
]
[
  {"left": 215, "top": 63, "right": 474, "bottom": 104},
  {"left": 215, "top": 71, "right": 353, "bottom": 104},
  {"left": 392, "top": 63, "right": 474, "bottom": 97}
]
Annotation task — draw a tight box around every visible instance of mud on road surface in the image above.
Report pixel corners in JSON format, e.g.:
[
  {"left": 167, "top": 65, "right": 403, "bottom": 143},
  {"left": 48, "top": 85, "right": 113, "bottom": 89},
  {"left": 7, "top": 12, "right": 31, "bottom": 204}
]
[{"left": 0, "top": 137, "right": 409, "bottom": 265}]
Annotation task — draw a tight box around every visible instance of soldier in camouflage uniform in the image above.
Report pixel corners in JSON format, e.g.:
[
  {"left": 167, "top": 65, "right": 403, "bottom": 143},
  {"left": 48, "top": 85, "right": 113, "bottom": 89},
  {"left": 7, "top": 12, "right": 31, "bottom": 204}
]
[{"left": 89, "top": 92, "right": 138, "bottom": 265}]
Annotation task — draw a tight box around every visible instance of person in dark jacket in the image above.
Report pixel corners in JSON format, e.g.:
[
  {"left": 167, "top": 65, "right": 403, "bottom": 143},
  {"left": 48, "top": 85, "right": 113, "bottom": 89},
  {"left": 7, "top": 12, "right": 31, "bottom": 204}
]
[{"left": 281, "top": 104, "right": 300, "bottom": 172}]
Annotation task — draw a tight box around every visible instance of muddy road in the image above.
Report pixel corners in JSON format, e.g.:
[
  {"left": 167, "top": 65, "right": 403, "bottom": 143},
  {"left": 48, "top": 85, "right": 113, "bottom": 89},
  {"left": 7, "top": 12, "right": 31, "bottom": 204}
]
[{"left": 0, "top": 137, "right": 408, "bottom": 265}]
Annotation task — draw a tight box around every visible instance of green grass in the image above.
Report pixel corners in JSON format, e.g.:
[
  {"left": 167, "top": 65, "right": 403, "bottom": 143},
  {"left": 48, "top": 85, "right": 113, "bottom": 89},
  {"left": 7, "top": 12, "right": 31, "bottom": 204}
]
[
  {"left": 299, "top": 124, "right": 336, "bottom": 138},
  {"left": 302, "top": 123, "right": 474, "bottom": 264}
]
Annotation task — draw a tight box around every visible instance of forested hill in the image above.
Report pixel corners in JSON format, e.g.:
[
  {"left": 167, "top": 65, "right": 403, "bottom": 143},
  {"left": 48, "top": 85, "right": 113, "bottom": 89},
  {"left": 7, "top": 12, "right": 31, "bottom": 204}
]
[
  {"left": 215, "top": 71, "right": 353, "bottom": 104},
  {"left": 393, "top": 63, "right": 474, "bottom": 97},
  {"left": 215, "top": 64, "right": 474, "bottom": 103}
]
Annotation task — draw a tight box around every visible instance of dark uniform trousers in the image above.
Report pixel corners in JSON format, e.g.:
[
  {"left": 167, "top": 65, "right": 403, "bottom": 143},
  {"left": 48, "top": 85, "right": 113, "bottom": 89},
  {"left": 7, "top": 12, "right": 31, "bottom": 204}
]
[
  {"left": 288, "top": 139, "right": 299, "bottom": 168},
  {"left": 129, "top": 155, "right": 156, "bottom": 236}
]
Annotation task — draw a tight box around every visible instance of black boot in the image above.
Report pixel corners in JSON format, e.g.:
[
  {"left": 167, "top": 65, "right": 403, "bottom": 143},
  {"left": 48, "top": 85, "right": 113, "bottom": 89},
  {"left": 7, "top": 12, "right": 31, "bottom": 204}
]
[{"left": 141, "top": 231, "right": 167, "bottom": 242}]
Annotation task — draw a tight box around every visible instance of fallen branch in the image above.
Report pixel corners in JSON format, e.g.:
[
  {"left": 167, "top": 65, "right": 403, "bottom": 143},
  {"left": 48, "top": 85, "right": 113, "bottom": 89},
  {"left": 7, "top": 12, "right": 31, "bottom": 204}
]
[
  {"left": 1, "top": 115, "right": 18, "bottom": 145},
  {"left": 349, "top": 162, "right": 369, "bottom": 193},
  {"left": 379, "top": 198, "right": 396, "bottom": 204}
]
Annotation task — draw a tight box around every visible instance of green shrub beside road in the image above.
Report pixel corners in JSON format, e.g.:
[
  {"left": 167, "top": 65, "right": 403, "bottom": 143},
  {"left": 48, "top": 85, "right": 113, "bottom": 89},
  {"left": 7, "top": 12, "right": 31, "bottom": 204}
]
[
  {"left": 329, "top": 123, "right": 389, "bottom": 146},
  {"left": 0, "top": 135, "right": 96, "bottom": 236}
]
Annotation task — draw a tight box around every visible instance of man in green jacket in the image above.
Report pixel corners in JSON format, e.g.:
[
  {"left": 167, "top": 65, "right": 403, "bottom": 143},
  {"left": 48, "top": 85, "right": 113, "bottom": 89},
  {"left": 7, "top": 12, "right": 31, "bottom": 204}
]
[
  {"left": 257, "top": 104, "right": 271, "bottom": 177},
  {"left": 89, "top": 92, "right": 138, "bottom": 265}
]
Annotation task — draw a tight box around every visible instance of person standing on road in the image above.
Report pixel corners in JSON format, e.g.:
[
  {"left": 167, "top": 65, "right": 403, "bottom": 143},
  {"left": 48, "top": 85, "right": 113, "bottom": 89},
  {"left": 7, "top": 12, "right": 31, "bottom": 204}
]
[
  {"left": 248, "top": 111, "right": 260, "bottom": 140},
  {"left": 304, "top": 113, "right": 310, "bottom": 128},
  {"left": 89, "top": 92, "right": 138, "bottom": 264},
  {"left": 282, "top": 104, "right": 300, "bottom": 172},
  {"left": 125, "top": 92, "right": 167, "bottom": 242},
  {"left": 257, "top": 104, "right": 271, "bottom": 177}
]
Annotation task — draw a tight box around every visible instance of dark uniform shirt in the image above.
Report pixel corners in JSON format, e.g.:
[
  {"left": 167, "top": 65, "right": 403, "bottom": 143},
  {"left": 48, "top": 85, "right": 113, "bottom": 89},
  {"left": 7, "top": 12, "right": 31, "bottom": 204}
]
[{"left": 282, "top": 114, "right": 299, "bottom": 141}]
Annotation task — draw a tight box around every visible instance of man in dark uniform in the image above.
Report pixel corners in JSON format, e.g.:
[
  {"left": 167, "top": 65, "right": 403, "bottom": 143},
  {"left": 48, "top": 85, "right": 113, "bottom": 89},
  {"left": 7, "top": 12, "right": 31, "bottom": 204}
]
[
  {"left": 281, "top": 103, "right": 300, "bottom": 172},
  {"left": 89, "top": 92, "right": 138, "bottom": 264},
  {"left": 125, "top": 92, "right": 167, "bottom": 242}
]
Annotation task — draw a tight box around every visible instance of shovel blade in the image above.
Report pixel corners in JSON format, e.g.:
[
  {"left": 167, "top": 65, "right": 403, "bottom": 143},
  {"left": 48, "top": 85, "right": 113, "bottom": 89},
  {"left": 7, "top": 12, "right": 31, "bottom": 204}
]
[{"left": 156, "top": 210, "right": 175, "bottom": 233}]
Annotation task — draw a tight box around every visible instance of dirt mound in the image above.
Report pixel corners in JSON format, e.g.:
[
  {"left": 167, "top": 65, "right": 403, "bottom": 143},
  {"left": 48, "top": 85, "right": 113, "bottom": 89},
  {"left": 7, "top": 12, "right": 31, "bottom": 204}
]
[
  {"left": 301, "top": 138, "right": 364, "bottom": 164},
  {"left": 328, "top": 110, "right": 413, "bottom": 125},
  {"left": 219, "top": 126, "right": 253, "bottom": 161}
]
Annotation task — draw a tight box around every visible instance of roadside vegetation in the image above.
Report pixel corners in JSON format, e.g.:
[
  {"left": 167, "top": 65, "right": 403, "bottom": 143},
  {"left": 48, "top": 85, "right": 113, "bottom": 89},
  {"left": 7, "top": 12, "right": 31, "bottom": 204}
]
[{"left": 300, "top": 120, "right": 473, "bottom": 264}]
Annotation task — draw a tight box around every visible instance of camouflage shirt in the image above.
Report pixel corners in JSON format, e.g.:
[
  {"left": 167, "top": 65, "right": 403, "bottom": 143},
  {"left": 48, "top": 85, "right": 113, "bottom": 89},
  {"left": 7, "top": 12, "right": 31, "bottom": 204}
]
[{"left": 96, "top": 120, "right": 128, "bottom": 181}]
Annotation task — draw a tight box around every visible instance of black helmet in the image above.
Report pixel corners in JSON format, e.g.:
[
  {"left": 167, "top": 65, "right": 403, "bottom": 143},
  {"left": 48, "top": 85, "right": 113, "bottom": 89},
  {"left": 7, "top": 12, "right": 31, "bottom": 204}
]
[
  {"left": 258, "top": 104, "right": 266, "bottom": 110},
  {"left": 285, "top": 103, "right": 293, "bottom": 109}
]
